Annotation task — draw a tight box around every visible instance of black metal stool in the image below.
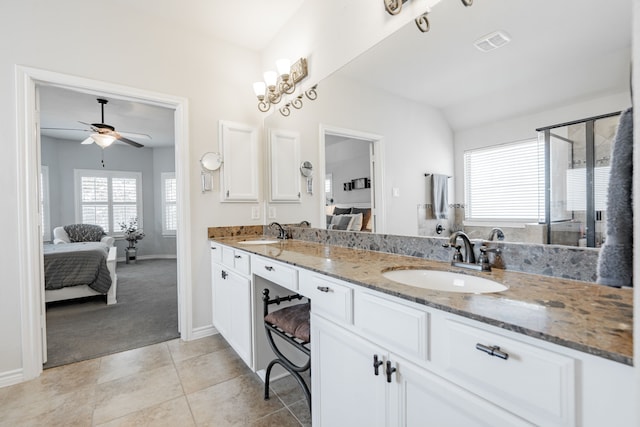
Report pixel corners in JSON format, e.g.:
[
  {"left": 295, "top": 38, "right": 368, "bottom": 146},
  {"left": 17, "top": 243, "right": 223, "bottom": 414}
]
[{"left": 262, "top": 288, "right": 311, "bottom": 410}]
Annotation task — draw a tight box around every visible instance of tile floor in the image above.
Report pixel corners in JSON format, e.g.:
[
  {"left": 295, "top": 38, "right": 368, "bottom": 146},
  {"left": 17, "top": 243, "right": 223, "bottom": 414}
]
[{"left": 0, "top": 335, "right": 311, "bottom": 426}]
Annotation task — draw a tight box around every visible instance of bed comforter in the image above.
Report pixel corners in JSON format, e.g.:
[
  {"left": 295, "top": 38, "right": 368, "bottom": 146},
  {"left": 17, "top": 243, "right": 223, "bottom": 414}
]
[{"left": 43, "top": 242, "right": 112, "bottom": 293}]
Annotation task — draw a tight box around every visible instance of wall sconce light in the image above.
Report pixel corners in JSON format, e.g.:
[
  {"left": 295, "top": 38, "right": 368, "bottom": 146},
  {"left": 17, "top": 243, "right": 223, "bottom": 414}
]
[
  {"left": 279, "top": 84, "right": 318, "bottom": 117},
  {"left": 253, "top": 58, "right": 309, "bottom": 113},
  {"left": 384, "top": 0, "right": 472, "bottom": 33}
]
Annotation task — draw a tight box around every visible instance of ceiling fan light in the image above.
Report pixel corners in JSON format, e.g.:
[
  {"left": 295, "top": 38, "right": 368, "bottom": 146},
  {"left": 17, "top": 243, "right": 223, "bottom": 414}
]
[{"left": 92, "top": 133, "right": 116, "bottom": 148}]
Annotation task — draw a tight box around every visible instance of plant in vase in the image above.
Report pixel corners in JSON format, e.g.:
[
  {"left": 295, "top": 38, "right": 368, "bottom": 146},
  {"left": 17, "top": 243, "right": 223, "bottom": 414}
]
[{"left": 119, "top": 217, "right": 145, "bottom": 249}]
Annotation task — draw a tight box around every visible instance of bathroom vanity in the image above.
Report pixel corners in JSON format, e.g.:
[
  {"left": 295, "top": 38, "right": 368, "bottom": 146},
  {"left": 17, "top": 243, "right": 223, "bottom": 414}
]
[{"left": 209, "top": 236, "right": 633, "bottom": 427}]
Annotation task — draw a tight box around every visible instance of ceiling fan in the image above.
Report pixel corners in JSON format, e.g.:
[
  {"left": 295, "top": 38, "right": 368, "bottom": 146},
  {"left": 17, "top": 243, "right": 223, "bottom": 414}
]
[{"left": 44, "top": 98, "right": 150, "bottom": 148}]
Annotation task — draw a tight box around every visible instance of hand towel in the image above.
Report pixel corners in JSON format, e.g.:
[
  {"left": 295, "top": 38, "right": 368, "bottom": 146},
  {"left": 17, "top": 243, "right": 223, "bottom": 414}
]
[
  {"left": 432, "top": 174, "right": 449, "bottom": 220},
  {"left": 597, "top": 107, "right": 633, "bottom": 288}
]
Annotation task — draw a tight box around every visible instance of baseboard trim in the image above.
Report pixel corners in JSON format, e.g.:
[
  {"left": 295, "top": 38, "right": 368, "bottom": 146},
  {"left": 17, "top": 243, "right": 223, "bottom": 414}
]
[
  {"left": 0, "top": 368, "right": 25, "bottom": 388},
  {"left": 190, "top": 325, "right": 217, "bottom": 341},
  {"left": 116, "top": 254, "right": 177, "bottom": 263}
]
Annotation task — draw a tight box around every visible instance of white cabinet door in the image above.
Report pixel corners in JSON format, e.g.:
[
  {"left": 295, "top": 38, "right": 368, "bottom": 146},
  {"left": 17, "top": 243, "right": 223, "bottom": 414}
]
[
  {"left": 219, "top": 120, "right": 259, "bottom": 202},
  {"left": 225, "top": 268, "right": 252, "bottom": 367},
  {"left": 389, "top": 355, "right": 532, "bottom": 427},
  {"left": 212, "top": 262, "right": 252, "bottom": 368},
  {"left": 268, "top": 128, "right": 301, "bottom": 202},
  {"left": 212, "top": 263, "right": 230, "bottom": 337},
  {"left": 312, "top": 315, "right": 387, "bottom": 427}
]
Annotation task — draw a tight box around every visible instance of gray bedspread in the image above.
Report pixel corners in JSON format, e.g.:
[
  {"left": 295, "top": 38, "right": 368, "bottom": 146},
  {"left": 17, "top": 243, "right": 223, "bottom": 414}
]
[{"left": 43, "top": 242, "right": 112, "bottom": 293}]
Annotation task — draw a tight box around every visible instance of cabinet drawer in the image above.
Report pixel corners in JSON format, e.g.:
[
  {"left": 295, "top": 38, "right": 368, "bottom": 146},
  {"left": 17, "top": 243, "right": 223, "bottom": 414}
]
[
  {"left": 355, "top": 292, "right": 429, "bottom": 361},
  {"left": 252, "top": 256, "right": 298, "bottom": 291},
  {"left": 210, "top": 242, "right": 223, "bottom": 263},
  {"left": 221, "top": 246, "right": 251, "bottom": 275},
  {"left": 443, "top": 320, "right": 575, "bottom": 427},
  {"left": 300, "top": 273, "right": 353, "bottom": 324}
]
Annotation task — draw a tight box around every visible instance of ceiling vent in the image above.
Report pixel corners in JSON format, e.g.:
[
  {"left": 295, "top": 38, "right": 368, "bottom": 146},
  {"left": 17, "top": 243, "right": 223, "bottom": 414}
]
[{"left": 474, "top": 30, "right": 511, "bottom": 52}]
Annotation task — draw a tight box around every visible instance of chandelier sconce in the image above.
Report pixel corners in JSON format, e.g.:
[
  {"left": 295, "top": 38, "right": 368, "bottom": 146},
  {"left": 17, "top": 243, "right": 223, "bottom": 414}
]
[
  {"left": 279, "top": 84, "right": 318, "bottom": 117},
  {"left": 384, "top": 0, "right": 472, "bottom": 33},
  {"left": 253, "top": 58, "right": 309, "bottom": 113}
]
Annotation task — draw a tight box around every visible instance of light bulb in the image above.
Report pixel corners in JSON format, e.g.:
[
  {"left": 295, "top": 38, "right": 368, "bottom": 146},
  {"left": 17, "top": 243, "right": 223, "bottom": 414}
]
[
  {"left": 263, "top": 71, "right": 278, "bottom": 88},
  {"left": 276, "top": 58, "right": 291, "bottom": 78},
  {"left": 253, "top": 81, "right": 266, "bottom": 99}
]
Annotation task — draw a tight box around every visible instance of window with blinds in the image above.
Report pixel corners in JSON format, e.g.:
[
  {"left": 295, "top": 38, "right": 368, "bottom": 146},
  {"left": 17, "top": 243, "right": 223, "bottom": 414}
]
[
  {"left": 162, "top": 172, "right": 177, "bottom": 235},
  {"left": 75, "top": 169, "right": 142, "bottom": 233},
  {"left": 464, "top": 139, "right": 544, "bottom": 222}
]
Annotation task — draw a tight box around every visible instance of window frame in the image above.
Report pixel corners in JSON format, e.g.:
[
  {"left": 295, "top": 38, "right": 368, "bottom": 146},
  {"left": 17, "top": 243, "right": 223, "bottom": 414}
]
[
  {"left": 74, "top": 169, "right": 143, "bottom": 235},
  {"left": 463, "top": 138, "right": 544, "bottom": 225},
  {"left": 40, "top": 165, "right": 51, "bottom": 241},
  {"left": 161, "top": 172, "right": 177, "bottom": 236}
]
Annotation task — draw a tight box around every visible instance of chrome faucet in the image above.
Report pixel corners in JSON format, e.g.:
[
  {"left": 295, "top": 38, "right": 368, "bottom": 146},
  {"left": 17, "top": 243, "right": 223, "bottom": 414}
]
[
  {"left": 299, "top": 220, "right": 311, "bottom": 227},
  {"left": 488, "top": 227, "right": 505, "bottom": 241},
  {"left": 447, "top": 231, "right": 476, "bottom": 264},
  {"left": 269, "top": 222, "right": 287, "bottom": 239}
]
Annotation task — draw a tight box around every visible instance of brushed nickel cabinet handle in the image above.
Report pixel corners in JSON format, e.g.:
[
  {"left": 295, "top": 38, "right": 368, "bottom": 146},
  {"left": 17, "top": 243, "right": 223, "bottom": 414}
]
[
  {"left": 317, "top": 286, "right": 331, "bottom": 292},
  {"left": 265, "top": 266, "right": 274, "bottom": 271},
  {"left": 475, "top": 343, "right": 509, "bottom": 360}
]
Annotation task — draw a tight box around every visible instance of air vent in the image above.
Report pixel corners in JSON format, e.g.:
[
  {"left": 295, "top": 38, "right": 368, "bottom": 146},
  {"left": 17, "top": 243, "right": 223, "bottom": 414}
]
[{"left": 474, "top": 30, "right": 511, "bottom": 52}]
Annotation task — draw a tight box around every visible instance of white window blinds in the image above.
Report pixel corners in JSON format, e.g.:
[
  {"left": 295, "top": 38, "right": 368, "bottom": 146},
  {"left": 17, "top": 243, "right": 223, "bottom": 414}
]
[
  {"left": 162, "top": 172, "right": 177, "bottom": 235},
  {"left": 75, "top": 170, "right": 142, "bottom": 233},
  {"left": 464, "top": 139, "right": 544, "bottom": 222}
]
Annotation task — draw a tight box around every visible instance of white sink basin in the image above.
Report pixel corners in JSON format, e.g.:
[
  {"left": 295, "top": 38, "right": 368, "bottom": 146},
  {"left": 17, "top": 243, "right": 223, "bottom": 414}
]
[
  {"left": 382, "top": 269, "right": 507, "bottom": 294},
  {"left": 238, "top": 239, "right": 281, "bottom": 245}
]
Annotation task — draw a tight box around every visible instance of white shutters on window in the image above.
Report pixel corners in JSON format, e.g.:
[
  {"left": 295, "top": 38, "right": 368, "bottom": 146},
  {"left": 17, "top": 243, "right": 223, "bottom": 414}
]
[
  {"left": 162, "top": 173, "right": 177, "bottom": 234},
  {"left": 75, "top": 170, "right": 142, "bottom": 233},
  {"left": 464, "top": 139, "right": 544, "bottom": 222}
]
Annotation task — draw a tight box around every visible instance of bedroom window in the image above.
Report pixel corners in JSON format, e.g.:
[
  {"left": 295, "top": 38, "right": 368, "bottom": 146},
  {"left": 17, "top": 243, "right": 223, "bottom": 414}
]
[
  {"left": 74, "top": 169, "right": 143, "bottom": 234},
  {"left": 40, "top": 166, "right": 51, "bottom": 241},
  {"left": 464, "top": 138, "right": 544, "bottom": 222},
  {"left": 162, "top": 172, "right": 177, "bottom": 235}
]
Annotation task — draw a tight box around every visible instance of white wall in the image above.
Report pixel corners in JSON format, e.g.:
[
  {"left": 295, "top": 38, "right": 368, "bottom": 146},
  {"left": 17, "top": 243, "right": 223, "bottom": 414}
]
[
  {"left": 0, "top": 1, "right": 262, "bottom": 379},
  {"left": 264, "top": 73, "right": 454, "bottom": 236}
]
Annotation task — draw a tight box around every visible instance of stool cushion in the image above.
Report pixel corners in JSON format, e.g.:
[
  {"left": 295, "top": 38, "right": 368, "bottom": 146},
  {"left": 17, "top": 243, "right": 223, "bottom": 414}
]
[{"left": 265, "top": 303, "right": 310, "bottom": 342}]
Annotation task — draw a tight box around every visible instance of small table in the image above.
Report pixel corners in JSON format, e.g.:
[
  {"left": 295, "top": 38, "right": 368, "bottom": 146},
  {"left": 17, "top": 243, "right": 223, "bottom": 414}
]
[{"left": 125, "top": 248, "right": 137, "bottom": 264}]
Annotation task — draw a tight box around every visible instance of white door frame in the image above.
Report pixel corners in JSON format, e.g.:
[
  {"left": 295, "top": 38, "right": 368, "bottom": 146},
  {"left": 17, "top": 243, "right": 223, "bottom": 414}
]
[
  {"left": 15, "top": 66, "right": 193, "bottom": 381},
  {"left": 319, "top": 124, "right": 385, "bottom": 233}
]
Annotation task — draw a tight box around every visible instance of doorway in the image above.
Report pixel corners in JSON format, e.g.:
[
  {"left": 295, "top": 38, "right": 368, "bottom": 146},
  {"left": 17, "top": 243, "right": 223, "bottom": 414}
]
[
  {"left": 320, "top": 125, "right": 384, "bottom": 233},
  {"left": 16, "top": 66, "right": 192, "bottom": 380}
]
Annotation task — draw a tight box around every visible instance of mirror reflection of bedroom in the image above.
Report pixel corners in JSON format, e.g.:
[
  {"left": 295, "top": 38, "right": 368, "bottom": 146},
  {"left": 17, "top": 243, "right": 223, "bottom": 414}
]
[{"left": 39, "top": 85, "right": 179, "bottom": 368}]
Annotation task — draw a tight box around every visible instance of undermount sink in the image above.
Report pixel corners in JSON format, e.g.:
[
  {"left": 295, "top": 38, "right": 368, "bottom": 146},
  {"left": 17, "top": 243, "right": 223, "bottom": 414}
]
[
  {"left": 237, "top": 239, "right": 281, "bottom": 245},
  {"left": 382, "top": 269, "right": 508, "bottom": 294}
]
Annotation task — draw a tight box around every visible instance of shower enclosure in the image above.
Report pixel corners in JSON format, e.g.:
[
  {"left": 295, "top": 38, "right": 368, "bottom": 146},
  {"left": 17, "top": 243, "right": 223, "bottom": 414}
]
[{"left": 537, "top": 112, "right": 621, "bottom": 247}]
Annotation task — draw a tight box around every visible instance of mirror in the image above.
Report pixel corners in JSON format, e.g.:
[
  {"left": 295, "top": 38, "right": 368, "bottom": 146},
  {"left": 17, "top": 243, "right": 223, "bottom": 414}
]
[
  {"left": 200, "top": 152, "right": 222, "bottom": 172},
  {"left": 300, "top": 161, "right": 313, "bottom": 177},
  {"left": 264, "top": 0, "right": 632, "bottom": 245}
]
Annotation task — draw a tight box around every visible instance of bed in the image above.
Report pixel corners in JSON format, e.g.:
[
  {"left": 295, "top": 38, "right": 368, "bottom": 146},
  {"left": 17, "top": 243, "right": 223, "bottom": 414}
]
[{"left": 44, "top": 225, "right": 118, "bottom": 305}]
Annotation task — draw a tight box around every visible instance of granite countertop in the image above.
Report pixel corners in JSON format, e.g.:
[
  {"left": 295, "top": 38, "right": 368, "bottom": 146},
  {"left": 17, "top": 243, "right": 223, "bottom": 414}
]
[{"left": 211, "top": 236, "right": 633, "bottom": 366}]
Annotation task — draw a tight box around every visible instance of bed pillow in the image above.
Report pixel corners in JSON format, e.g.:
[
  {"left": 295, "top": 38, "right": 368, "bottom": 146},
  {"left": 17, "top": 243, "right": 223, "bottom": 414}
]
[
  {"left": 63, "top": 224, "right": 106, "bottom": 243},
  {"left": 330, "top": 214, "right": 354, "bottom": 230},
  {"left": 345, "top": 213, "right": 363, "bottom": 231},
  {"left": 326, "top": 215, "right": 334, "bottom": 229},
  {"left": 332, "top": 206, "right": 352, "bottom": 215},
  {"left": 350, "top": 208, "right": 371, "bottom": 231}
]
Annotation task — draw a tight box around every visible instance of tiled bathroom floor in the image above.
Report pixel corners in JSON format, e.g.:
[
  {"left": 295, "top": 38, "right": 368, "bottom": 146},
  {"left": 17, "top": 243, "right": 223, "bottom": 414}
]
[{"left": 0, "top": 335, "right": 311, "bottom": 426}]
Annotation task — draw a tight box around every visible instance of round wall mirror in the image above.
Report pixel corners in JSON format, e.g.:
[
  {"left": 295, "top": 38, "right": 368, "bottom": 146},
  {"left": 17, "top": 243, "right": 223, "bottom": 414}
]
[
  {"left": 300, "top": 161, "right": 313, "bottom": 177},
  {"left": 200, "top": 152, "right": 222, "bottom": 171}
]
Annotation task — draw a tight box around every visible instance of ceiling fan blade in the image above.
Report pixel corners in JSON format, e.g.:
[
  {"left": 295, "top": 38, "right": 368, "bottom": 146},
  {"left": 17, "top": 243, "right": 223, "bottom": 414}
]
[
  {"left": 118, "top": 136, "right": 144, "bottom": 148},
  {"left": 41, "top": 127, "right": 90, "bottom": 133},
  {"left": 81, "top": 136, "right": 94, "bottom": 145},
  {"left": 78, "top": 121, "right": 100, "bottom": 132},
  {"left": 119, "top": 131, "right": 152, "bottom": 140}
]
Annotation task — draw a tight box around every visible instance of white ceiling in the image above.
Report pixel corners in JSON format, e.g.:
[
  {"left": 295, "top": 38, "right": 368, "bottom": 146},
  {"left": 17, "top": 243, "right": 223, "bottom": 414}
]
[
  {"left": 39, "top": 0, "right": 305, "bottom": 148},
  {"left": 336, "top": 0, "right": 632, "bottom": 131},
  {"left": 40, "top": 0, "right": 632, "bottom": 145}
]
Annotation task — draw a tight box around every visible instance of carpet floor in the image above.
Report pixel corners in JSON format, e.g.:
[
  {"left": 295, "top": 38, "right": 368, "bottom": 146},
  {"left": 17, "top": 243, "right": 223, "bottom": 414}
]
[{"left": 44, "top": 258, "right": 179, "bottom": 369}]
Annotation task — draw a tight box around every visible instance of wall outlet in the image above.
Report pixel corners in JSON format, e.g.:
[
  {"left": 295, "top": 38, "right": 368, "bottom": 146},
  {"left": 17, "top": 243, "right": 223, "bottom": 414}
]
[
  {"left": 268, "top": 206, "right": 277, "bottom": 219},
  {"left": 251, "top": 206, "right": 260, "bottom": 220}
]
